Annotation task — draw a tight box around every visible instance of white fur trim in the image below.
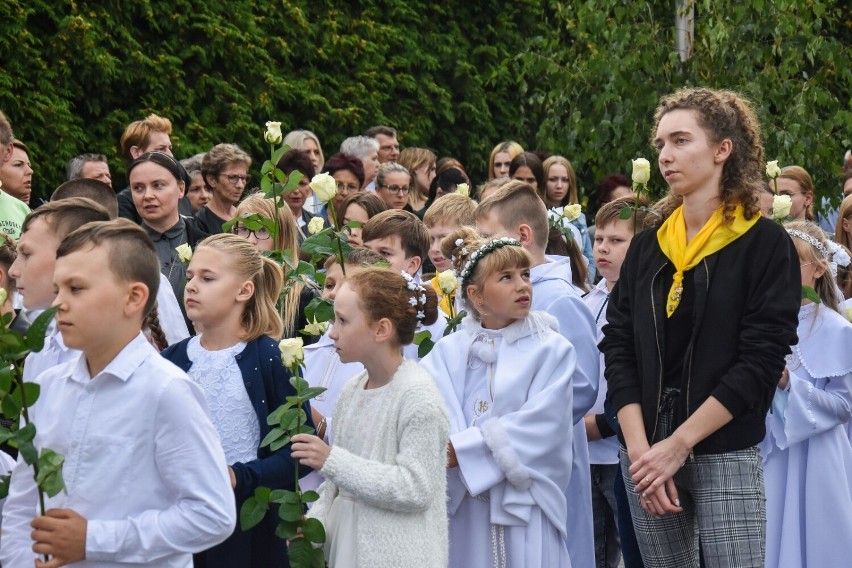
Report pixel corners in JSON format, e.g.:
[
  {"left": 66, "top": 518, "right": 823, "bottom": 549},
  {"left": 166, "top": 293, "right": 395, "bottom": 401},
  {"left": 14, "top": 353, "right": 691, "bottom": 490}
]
[{"left": 480, "top": 419, "right": 531, "bottom": 490}]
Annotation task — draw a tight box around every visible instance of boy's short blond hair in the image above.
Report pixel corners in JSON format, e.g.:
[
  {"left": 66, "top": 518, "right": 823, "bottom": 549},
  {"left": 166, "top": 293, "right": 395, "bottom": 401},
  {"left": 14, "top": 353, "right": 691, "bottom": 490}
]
[
  {"left": 423, "top": 193, "right": 477, "bottom": 228},
  {"left": 475, "top": 180, "right": 548, "bottom": 249},
  {"left": 361, "top": 209, "right": 429, "bottom": 260},
  {"left": 21, "top": 197, "right": 111, "bottom": 241},
  {"left": 595, "top": 196, "right": 652, "bottom": 231}
]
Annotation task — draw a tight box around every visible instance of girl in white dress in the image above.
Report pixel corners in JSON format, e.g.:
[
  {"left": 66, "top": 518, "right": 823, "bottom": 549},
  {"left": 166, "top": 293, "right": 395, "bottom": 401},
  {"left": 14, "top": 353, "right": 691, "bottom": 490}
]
[
  {"left": 161, "top": 234, "right": 309, "bottom": 567},
  {"left": 761, "top": 221, "right": 852, "bottom": 567},
  {"left": 421, "top": 227, "right": 577, "bottom": 568},
  {"left": 291, "top": 269, "right": 450, "bottom": 568}
]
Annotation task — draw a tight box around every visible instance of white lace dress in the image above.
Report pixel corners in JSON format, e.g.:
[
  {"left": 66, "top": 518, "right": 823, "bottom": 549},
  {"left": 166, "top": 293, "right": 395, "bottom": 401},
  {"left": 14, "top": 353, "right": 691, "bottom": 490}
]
[
  {"left": 323, "top": 380, "right": 391, "bottom": 566},
  {"left": 186, "top": 336, "right": 259, "bottom": 465}
]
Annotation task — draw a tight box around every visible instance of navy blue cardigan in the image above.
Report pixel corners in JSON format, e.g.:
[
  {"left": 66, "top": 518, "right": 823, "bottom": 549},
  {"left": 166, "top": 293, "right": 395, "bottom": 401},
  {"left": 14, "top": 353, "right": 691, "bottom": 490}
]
[{"left": 161, "top": 335, "right": 313, "bottom": 502}]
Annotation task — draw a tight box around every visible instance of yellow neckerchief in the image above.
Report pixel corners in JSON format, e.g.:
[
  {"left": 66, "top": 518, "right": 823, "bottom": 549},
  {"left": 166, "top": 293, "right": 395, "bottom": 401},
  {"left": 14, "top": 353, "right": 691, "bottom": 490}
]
[
  {"left": 656, "top": 204, "right": 758, "bottom": 317},
  {"left": 429, "top": 276, "right": 454, "bottom": 316}
]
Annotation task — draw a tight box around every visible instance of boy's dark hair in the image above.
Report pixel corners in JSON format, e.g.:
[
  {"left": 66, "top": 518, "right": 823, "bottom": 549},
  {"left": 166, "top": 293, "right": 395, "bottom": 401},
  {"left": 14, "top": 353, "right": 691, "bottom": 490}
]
[
  {"left": 21, "top": 197, "right": 111, "bottom": 241},
  {"left": 51, "top": 179, "right": 119, "bottom": 219},
  {"left": 595, "top": 196, "right": 652, "bottom": 232},
  {"left": 361, "top": 209, "right": 429, "bottom": 260},
  {"left": 363, "top": 125, "right": 397, "bottom": 138},
  {"left": 57, "top": 219, "right": 160, "bottom": 316}
]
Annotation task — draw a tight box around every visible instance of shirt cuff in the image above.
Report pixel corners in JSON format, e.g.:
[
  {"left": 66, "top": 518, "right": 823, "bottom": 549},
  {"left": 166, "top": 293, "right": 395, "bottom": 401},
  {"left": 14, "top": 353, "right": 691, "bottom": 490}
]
[
  {"left": 452, "top": 426, "right": 503, "bottom": 497},
  {"left": 85, "top": 519, "right": 118, "bottom": 562}
]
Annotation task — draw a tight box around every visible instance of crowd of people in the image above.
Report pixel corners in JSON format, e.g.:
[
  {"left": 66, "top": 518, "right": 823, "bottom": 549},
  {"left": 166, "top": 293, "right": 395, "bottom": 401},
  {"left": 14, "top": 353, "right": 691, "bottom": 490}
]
[{"left": 0, "top": 85, "right": 850, "bottom": 568}]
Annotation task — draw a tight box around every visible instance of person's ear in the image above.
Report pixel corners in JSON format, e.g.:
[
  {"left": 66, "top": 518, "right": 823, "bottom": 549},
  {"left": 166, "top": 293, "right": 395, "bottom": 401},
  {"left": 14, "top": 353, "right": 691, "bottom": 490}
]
[
  {"left": 124, "top": 282, "right": 150, "bottom": 318},
  {"left": 236, "top": 280, "right": 255, "bottom": 303},
  {"left": 177, "top": 180, "right": 186, "bottom": 199},
  {"left": 373, "top": 317, "right": 395, "bottom": 344},
  {"left": 203, "top": 173, "right": 216, "bottom": 190},
  {"left": 517, "top": 224, "right": 534, "bottom": 247},
  {"left": 842, "top": 217, "right": 850, "bottom": 234},
  {"left": 714, "top": 139, "right": 733, "bottom": 164},
  {"left": 405, "top": 255, "right": 422, "bottom": 276},
  {"left": 813, "top": 260, "right": 828, "bottom": 280},
  {"left": 129, "top": 146, "right": 143, "bottom": 160}
]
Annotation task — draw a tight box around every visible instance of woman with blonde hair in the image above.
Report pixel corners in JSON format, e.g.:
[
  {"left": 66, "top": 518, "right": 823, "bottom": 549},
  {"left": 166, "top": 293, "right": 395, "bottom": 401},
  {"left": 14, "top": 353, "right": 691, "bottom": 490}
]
[
  {"left": 543, "top": 155, "right": 594, "bottom": 276},
  {"left": 833, "top": 194, "right": 852, "bottom": 298},
  {"left": 777, "top": 165, "right": 816, "bottom": 221},
  {"left": 488, "top": 141, "right": 524, "bottom": 179},
  {"left": 398, "top": 147, "right": 436, "bottom": 218},
  {"left": 284, "top": 130, "right": 325, "bottom": 215},
  {"left": 233, "top": 193, "right": 319, "bottom": 342}
]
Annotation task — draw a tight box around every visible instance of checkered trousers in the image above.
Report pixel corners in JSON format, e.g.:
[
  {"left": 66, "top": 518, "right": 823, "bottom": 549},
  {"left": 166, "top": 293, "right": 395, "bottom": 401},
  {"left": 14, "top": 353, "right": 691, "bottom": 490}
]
[{"left": 620, "top": 388, "right": 766, "bottom": 568}]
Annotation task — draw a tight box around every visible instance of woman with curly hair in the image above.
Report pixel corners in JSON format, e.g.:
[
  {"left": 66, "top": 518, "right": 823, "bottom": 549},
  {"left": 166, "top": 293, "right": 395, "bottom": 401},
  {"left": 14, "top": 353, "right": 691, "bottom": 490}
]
[{"left": 600, "top": 87, "right": 801, "bottom": 567}]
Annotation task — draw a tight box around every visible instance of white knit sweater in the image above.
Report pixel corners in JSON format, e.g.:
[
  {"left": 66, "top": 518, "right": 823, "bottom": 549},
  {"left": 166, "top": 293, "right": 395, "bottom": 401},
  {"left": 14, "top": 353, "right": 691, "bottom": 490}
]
[{"left": 308, "top": 359, "right": 450, "bottom": 567}]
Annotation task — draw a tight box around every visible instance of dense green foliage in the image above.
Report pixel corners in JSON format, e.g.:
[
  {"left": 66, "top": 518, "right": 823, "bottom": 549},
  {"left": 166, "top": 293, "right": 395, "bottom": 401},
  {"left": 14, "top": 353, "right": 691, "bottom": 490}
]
[{"left": 1, "top": 1, "right": 849, "bottom": 210}]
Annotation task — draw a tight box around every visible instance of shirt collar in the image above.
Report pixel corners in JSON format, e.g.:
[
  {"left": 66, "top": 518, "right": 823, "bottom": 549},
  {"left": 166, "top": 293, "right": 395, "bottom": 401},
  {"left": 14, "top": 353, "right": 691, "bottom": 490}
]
[
  {"left": 69, "top": 332, "right": 154, "bottom": 384},
  {"left": 144, "top": 218, "right": 185, "bottom": 242}
]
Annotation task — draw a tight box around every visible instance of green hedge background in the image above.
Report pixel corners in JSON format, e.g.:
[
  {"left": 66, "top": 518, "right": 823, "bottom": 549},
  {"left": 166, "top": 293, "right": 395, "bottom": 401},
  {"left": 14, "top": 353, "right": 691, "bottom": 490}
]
[{"left": 2, "top": 1, "right": 850, "bottom": 210}]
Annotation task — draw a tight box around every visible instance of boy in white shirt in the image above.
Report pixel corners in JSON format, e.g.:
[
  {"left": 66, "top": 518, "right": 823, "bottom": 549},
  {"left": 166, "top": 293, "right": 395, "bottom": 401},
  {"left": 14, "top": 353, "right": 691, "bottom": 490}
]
[
  {"left": 583, "top": 196, "right": 653, "bottom": 568},
  {"left": 1, "top": 219, "right": 234, "bottom": 567}
]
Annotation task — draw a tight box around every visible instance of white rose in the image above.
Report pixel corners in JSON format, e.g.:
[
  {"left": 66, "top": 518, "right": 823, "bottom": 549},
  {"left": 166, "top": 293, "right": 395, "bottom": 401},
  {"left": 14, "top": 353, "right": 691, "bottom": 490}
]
[
  {"left": 765, "top": 160, "right": 781, "bottom": 179},
  {"left": 455, "top": 183, "right": 469, "bottom": 197},
  {"left": 302, "top": 317, "right": 329, "bottom": 337},
  {"left": 175, "top": 243, "right": 193, "bottom": 263},
  {"left": 309, "top": 172, "right": 338, "bottom": 204},
  {"left": 772, "top": 194, "right": 792, "bottom": 220},
  {"left": 264, "top": 121, "right": 283, "bottom": 145},
  {"left": 632, "top": 158, "right": 651, "bottom": 185},
  {"left": 563, "top": 203, "right": 582, "bottom": 222},
  {"left": 278, "top": 337, "right": 305, "bottom": 368},
  {"left": 307, "top": 216, "right": 324, "bottom": 235},
  {"left": 437, "top": 269, "right": 458, "bottom": 295}
]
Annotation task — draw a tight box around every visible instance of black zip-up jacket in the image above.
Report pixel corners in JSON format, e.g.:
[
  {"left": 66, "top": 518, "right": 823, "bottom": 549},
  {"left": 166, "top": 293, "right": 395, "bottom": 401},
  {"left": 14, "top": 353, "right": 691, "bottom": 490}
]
[{"left": 601, "top": 215, "right": 801, "bottom": 454}]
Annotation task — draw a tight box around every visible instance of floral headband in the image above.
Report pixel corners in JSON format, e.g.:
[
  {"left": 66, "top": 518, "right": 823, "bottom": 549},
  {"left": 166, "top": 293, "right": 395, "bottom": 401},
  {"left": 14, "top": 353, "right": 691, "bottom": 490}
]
[
  {"left": 457, "top": 236, "right": 523, "bottom": 296},
  {"left": 400, "top": 271, "right": 427, "bottom": 327},
  {"left": 787, "top": 229, "right": 852, "bottom": 277}
]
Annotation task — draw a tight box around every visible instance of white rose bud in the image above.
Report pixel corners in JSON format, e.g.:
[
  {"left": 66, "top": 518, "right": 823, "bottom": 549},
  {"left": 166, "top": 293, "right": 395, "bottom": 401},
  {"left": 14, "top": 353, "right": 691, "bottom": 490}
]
[
  {"left": 278, "top": 337, "right": 305, "bottom": 368},
  {"left": 765, "top": 160, "right": 781, "bottom": 179},
  {"left": 264, "top": 121, "right": 283, "bottom": 145},
  {"left": 302, "top": 317, "right": 329, "bottom": 337},
  {"left": 307, "top": 216, "right": 324, "bottom": 235},
  {"left": 632, "top": 158, "right": 651, "bottom": 185},
  {"left": 455, "top": 183, "right": 469, "bottom": 197},
  {"left": 437, "top": 269, "right": 458, "bottom": 296},
  {"left": 309, "top": 172, "right": 338, "bottom": 204},
  {"left": 772, "top": 194, "right": 792, "bottom": 220},
  {"left": 175, "top": 243, "right": 193, "bottom": 263},
  {"left": 563, "top": 203, "right": 582, "bottom": 222}
]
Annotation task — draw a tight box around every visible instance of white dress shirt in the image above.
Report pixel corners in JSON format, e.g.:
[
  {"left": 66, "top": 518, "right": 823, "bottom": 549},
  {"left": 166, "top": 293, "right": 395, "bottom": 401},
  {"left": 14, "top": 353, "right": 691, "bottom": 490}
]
[{"left": 0, "top": 333, "right": 235, "bottom": 567}]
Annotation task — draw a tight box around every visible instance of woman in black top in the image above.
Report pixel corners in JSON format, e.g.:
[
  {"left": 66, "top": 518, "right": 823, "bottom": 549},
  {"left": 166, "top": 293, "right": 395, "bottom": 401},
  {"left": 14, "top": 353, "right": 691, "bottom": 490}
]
[{"left": 601, "top": 87, "right": 800, "bottom": 567}]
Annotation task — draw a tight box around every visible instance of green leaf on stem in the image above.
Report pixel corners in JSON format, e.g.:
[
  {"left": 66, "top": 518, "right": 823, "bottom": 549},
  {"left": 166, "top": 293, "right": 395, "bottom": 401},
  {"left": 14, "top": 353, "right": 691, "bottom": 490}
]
[
  {"left": 618, "top": 206, "right": 634, "bottom": 220},
  {"left": 270, "top": 489, "right": 300, "bottom": 504},
  {"left": 260, "top": 176, "right": 273, "bottom": 195},
  {"left": 12, "top": 382, "right": 40, "bottom": 410},
  {"left": 0, "top": 395, "right": 20, "bottom": 419},
  {"left": 270, "top": 435, "right": 293, "bottom": 452},
  {"left": 301, "top": 490, "right": 320, "bottom": 503},
  {"left": 278, "top": 499, "right": 303, "bottom": 522},
  {"left": 260, "top": 427, "right": 287, "bottom": 448},
  {"left": 35, "top": 448, "right": 65, "bottom": 497},
  {"left": 17, "top": 439, "right": 37, "bottom": 465},
  {"left": 0, "top": 473, "right": 9, "bottom": 500},
  {"left": 287, "top": 537, "right": 324, "bottom": 568},
  {"left": 283, "top": 171, "right": 303, "bottom": 193},
  {"left": 25, "top": 306, "right": 60, "bottom": 352},
  {"left": 271, "top": 146, "right": 289, "bottom": 165},
  {"left": 275, "top": 520, "right": 300, "bottom": 540},
  {"left": 261, "top": 161, "right": 274, "bottom": 175},
  {"left": 290, "top": 375, "right": 310, "bottom": 393},
  {"left": 302, "top": 517, "right": 326, "bottom": 544},
  {"left": 414, "top": 330, "right": 436, "bottom": 358},
  {"left": 0, "top": 363, "right": 14, "bottom": 392},
  {"left": 304, "top": 298, "right": 334, "bottom": 324},
  {"left": 301, "top": 387, "right": 327, "bottom": 401},
  {"left": 276, "top": 408, "right": 301, "bottom": 431},
  {"left": 240, "top": 487, "right": 271, "bottom": 531},
  {"left": 802, "top": 285, "right": 821, "bottom": 304}
]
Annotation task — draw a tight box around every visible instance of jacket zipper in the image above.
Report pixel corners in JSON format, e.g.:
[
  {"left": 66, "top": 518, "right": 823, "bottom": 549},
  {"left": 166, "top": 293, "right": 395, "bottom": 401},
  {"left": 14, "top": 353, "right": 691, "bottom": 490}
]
[
  {"left": 649, "top": 261, "right": 668, "bottom": 442},
  {"left": 682, "top": 258, "right": 710, "bottom": 462}
]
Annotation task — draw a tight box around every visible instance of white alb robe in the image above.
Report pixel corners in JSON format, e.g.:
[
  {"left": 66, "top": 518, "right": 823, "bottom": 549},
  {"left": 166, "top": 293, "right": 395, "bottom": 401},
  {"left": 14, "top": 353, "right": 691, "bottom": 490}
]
[
  {"left": 760, "top": 302, "right": 852, "bottom": 568},
  {"left": 422, "top": 312, "right": 575, "bottom": 568}
]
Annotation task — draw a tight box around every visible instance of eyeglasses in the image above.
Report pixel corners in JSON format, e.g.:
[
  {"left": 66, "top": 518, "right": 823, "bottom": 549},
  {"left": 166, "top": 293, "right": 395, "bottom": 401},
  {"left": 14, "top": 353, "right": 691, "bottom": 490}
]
[
  {"left": 220, "top": 174, "right": 252, "bottom": 185},
  {"left": 336, "top": 181, "right": 360, "bottom": 193},
  {"left": 233, "top": 226, "right": 271, "bottom": 240},
  {"left": 379, "top": 184, "right": 410, "bottom": 195}
]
